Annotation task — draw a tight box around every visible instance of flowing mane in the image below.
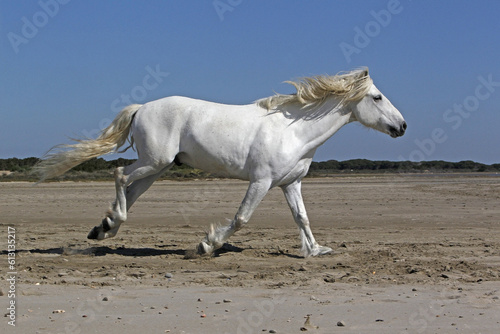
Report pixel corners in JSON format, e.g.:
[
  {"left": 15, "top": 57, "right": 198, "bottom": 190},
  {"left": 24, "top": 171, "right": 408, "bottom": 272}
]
[{"left": 256, "top": 68, "right": 373, "bottom": 110}]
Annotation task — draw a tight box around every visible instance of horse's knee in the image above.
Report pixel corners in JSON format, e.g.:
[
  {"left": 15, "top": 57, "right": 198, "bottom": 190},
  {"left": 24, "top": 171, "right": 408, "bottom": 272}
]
[{"left": 294, "top": 211, "right": 309, "bottom": 224}]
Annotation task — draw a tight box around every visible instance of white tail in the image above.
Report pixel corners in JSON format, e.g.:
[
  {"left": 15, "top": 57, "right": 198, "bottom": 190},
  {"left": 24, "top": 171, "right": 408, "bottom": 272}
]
[{"left": 36, "top": 104, "right": 143, "bottom": 181}]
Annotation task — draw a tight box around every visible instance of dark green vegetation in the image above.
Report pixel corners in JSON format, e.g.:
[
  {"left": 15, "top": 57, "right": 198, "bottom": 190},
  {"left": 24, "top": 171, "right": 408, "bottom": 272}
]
[{"left": 1, "top": 157, "right": 499, "bottom": 182}]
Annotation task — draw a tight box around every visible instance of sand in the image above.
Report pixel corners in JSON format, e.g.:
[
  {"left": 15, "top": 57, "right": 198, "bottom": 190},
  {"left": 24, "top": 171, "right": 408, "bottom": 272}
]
[{"left": 0, "top": 174, "right": 499, "bottom": 333}]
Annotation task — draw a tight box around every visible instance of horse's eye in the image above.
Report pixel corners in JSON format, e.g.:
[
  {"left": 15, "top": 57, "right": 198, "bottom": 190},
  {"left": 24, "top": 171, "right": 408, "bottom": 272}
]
[{"left": 373, "top": 94, "right": 382, "bottom": 102}]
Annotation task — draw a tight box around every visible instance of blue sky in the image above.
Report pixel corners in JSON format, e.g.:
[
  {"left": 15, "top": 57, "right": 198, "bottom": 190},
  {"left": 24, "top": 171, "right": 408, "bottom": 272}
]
[{"left": 1, "top": 0, "right": 499, "bottom": 163}]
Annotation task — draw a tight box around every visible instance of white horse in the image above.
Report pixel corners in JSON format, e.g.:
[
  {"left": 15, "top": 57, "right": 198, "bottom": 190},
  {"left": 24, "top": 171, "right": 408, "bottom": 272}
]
[{"left": 37, "top": 68, "right": 406, "bottom": 257}]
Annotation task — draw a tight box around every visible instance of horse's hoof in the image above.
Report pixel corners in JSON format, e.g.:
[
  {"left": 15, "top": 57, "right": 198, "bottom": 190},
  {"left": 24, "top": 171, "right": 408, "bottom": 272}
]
[
  {"left": 87, "top": 226, "right": 100, "bottom": 239},
  {"left": 306, "top": 245, "right": 333, "bottom": 257},
  {"left": 317, "top": 246, "right": 333, "bottom": 255},
  {"left": 197, "top": 241, "right": 213, "bottom": 255}
]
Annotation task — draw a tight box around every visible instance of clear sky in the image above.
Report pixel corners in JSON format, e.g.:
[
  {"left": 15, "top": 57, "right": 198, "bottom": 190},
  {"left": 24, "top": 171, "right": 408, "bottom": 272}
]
[{"left": 1, "top": 0, "right": 499, "bottom": 163}]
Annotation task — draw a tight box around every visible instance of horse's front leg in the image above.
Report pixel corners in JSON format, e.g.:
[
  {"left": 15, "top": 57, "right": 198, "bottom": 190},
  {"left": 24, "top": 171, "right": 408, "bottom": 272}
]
[
  {"left": 197, "top": 179, "right": 272, "bottom": 255},
  {"left": 88, "top": 167, "right": 127, "bottom": 240},
  {"left": 281, "top": 180, "right": 332, "bottom": 257}
]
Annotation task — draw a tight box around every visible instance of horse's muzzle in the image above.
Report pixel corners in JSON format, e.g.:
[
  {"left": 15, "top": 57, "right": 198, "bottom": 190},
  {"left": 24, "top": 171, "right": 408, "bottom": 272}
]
[{"left": 389, "top": 121, "right": 407, "bottom": 138}]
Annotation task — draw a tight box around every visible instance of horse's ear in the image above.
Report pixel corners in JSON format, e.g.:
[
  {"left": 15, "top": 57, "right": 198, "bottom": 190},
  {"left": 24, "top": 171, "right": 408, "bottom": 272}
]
[{"left": 353, "top": 67, "right": 369, "bottom": 80}]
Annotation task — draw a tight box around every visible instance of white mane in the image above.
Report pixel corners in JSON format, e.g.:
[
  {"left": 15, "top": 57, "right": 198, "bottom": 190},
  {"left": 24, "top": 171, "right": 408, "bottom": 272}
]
[{"left": 256, "top": 68, "right": 373, "bottom": 110}]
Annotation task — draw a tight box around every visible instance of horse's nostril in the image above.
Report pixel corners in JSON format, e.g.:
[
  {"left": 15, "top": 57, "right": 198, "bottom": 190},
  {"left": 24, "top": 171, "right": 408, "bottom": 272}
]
[{"left": 402, "top": 121, "right": 407, "bottom": 131}]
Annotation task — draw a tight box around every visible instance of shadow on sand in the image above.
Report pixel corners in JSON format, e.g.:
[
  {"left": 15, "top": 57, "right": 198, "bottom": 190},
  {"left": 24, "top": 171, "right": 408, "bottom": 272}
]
[{"left": 3, "top": 243, "right": 248, "bottom": 258}]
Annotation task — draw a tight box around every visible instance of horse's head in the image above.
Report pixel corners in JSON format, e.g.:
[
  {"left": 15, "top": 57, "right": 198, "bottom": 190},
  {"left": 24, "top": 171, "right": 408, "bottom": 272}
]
[{"left": 349, "top": 82, "right": 407, "bottom": 138}]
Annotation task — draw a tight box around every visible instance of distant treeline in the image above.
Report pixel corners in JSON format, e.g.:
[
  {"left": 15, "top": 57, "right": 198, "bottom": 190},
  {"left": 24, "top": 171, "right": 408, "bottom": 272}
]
[
  {"left": 308, "top": 159, "right": 500, "bottom": 173},
  {"left": 0, "top": 157, "right": 499, "bottom": 181}
]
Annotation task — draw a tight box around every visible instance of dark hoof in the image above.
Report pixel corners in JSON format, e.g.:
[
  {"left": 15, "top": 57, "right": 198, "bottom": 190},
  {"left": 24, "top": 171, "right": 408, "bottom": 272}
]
[
  {"left": 87, "top": 226, "right": 100, "bottom": 239},
  {"left": 197, "top": 242, "right": 208, "bottom": 255}
]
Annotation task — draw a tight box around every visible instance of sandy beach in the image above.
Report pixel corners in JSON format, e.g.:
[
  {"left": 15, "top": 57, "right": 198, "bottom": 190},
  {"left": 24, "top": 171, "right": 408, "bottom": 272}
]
[{"left": 1, "top": 174, "right": 499, "bottom": 333}]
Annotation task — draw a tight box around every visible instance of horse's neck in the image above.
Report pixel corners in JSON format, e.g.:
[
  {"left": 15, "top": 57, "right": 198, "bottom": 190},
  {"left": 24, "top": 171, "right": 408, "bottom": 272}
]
[{"left": 287, "top": 97, "right": 353, "bottom": 151}]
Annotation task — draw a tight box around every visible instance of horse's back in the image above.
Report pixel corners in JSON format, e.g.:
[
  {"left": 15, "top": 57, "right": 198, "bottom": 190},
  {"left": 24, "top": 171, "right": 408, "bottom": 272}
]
[{"left": 133, "top": 95, "right": 267, "bottom": 141}]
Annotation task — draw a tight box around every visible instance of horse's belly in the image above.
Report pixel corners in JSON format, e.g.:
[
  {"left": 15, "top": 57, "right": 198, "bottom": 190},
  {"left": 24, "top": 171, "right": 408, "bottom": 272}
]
[{"left": 176, "top": 149, "right": 250, "bottom": 180}]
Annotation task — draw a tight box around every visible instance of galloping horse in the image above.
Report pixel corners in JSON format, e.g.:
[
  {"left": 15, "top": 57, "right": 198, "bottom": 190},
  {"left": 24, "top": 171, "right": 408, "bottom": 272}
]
[{"left": 37, "top": 68, "right": 406, "bottom": 257}]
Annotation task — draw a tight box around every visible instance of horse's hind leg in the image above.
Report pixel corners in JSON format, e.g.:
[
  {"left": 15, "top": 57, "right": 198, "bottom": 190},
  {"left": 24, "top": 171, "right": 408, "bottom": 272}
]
[
  {"left": 87, "top": 161, "right": 172, "bottom": 240},
  {"left": 125, "top": 163, "right": 174, "bottom": 210}
]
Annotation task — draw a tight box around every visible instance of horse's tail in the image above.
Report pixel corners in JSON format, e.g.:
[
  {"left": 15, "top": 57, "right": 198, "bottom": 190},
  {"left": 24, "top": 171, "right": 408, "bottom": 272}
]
[{"left": 36, "top": 104, "right": 143, "bottom": 182}]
